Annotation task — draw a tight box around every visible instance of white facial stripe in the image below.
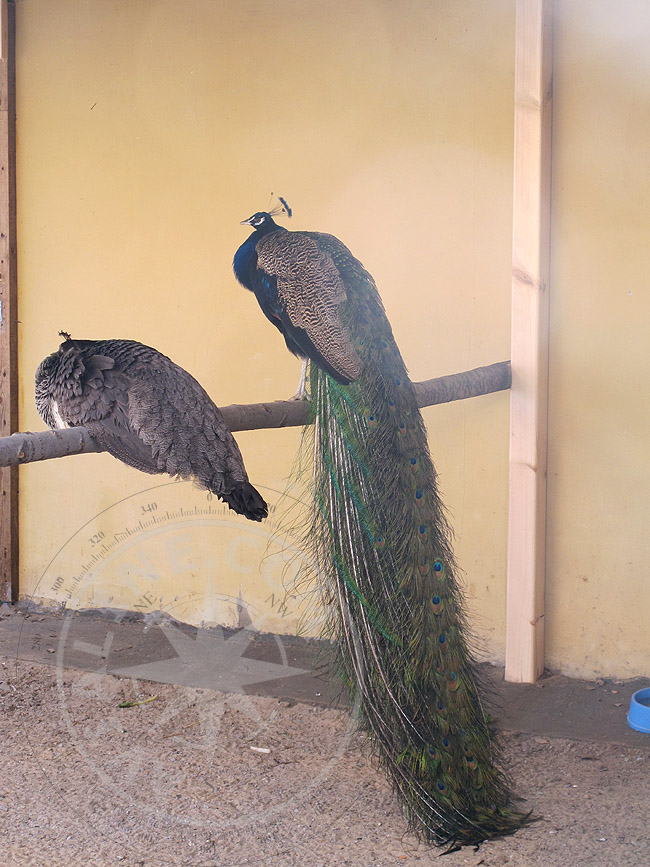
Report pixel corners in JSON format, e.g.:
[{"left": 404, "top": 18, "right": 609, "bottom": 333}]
[{"left": 51, "top": 400, "right": 69, "bottom": 429}]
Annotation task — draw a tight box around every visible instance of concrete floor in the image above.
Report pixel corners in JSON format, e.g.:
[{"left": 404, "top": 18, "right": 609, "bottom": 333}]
[
  {"left": 2, "top": 602, "right": 648, "bottom": 747},
  {"left": 3, "top": 603, "right": 650, "bottom": 866}
]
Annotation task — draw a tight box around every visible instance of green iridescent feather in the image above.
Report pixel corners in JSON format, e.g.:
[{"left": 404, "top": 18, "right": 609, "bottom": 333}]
[{"left": 301, "top": 234, "right": 532, "bottom": 849}]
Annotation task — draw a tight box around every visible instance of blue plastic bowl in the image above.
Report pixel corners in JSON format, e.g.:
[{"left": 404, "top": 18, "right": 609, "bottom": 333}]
[{"left": 627, "top": 687, "right": 650, "bottom": 733}]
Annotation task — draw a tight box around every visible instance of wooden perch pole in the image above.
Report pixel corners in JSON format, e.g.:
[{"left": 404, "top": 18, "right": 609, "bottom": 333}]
[
  {"left": 0, "top": 361, "right": 510, "bottom": 466},
  {"left": 505, "top": 0, "right": 553, "bottom": 684}
]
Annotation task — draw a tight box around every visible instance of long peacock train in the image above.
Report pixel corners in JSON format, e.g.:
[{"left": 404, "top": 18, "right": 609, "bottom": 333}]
[{"left": 233, "top": 205, "right": 532, "bottom": 848}]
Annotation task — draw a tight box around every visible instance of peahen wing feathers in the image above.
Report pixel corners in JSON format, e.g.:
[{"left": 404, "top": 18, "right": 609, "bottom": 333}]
[{"left": 35, "top": 338, "right": 267, "bottom": 522}]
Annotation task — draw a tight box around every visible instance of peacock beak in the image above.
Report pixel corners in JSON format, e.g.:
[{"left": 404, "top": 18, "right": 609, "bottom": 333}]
[{"left": 240, "top": 217, "right": 254, "bottom": 226}]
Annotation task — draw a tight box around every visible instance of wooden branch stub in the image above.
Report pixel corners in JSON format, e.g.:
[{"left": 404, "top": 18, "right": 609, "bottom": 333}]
[
  {"left": 413, "top": 361, "right": 511, "bottom": 411},
  {"left": 0, "top": 361, "right": 511, "bottom": 466},
  {"left": 0, "top": 427, "right": 101, "bottom": 466}
]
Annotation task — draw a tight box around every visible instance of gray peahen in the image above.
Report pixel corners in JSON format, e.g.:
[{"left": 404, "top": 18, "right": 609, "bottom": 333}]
[
  {"left": 233, "top": 209, "right": 532, "bottom": 848},
  {"left": 35, "top": 334, "right": 268, "bottom": 521}
]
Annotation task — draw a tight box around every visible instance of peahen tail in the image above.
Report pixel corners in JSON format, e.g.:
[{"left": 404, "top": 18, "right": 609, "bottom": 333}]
[{"left": 306, "top": 276, "right": 531, "bottom": 848}]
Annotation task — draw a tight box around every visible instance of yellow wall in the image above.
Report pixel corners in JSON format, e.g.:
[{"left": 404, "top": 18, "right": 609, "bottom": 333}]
[
  {"left": 14, "top": 1, "right": 649, "bottom": 678},
  {"left": 546, "top": 2, "right": 650, "bottom": 678}
]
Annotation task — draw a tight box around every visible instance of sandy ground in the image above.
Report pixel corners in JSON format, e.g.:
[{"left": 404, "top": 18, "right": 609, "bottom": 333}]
[{"left": 1, "top": 650, "right": 648, "bottom": 867}]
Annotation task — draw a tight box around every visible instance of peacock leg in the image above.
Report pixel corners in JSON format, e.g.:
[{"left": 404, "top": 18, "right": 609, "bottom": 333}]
[{"left": 288, "top": 357, "right": 309, "bottom": 401}]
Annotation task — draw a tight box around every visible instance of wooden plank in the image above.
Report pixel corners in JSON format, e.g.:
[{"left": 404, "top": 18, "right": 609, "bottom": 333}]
[
  {"left": 0, "top": 0, "right": 17, "bottom": 602},
  {"left": 505, "top": 0, "right": 553, "bottom": 683},
  {"left": 0, "top": 0, "right": 7, "bottom": 62}
]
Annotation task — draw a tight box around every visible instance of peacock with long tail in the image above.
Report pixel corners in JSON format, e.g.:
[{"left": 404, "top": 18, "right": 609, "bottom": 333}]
[
  {"left": 234, "top": 207, "right": 532, "bottom": 848},
  {"left": 35, "top": 334, "right": 268, "bottom": 521}
]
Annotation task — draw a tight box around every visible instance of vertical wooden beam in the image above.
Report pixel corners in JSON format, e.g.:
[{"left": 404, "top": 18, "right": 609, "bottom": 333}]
[
  {"left": 505, "top": 0, "right": 553, "bottom": 683},
  {"left": 0, "top": 0, "right": 17, "bottom": 602}
]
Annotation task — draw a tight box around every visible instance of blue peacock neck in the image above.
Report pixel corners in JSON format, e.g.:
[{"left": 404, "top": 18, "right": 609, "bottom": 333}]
[{"left": 233, "top": 216, "right": 285, "bottom": 291}]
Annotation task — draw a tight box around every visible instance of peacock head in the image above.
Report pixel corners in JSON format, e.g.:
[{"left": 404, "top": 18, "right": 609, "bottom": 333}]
[
  {"left": 241, "top": 197, "right": 291, "bottom": 232},
  {"left": 240, "top": 212, "right": 277, "bottom": 231}
]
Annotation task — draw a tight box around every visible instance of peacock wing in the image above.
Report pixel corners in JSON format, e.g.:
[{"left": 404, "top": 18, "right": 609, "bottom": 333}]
[
  {"left": 301, "top": 231, "right": 382, "bottom": 295},
  {"left": 255, "top": 231, "right": 363, "bottom": 384}
]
